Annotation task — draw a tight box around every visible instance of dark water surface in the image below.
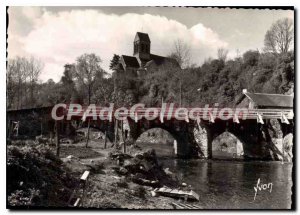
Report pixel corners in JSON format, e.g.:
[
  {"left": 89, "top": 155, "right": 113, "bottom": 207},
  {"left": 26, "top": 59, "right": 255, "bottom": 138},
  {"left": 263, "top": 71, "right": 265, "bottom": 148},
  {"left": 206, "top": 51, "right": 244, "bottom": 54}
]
[{"left": 159, "top": 158, "right": 293, "bottom": 209}]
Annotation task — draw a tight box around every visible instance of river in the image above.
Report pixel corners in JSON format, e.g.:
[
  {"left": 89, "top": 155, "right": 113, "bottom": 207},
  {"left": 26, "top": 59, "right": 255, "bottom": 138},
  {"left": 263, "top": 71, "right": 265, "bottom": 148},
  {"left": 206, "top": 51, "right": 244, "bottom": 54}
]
[
  {"left": 159, "top": 158, "right": 293, "bottom": 209},
  {"left": 137, "top": 141, "right": 293, "bottom": 209}
]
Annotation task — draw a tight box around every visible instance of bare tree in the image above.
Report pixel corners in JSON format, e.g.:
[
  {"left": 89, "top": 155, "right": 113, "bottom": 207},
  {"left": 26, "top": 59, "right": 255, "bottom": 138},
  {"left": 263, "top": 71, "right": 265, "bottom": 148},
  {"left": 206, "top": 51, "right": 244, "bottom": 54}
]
[
  {"left": 7, "top": 57, "right": 42, "bottom": 109},
  {"left": 25, "top": 57, "right": 43, "bottom": 106},
  {"left": 8, "top": 57, "right": 26, "bottom": 109},
  {"left": 169, "top": 39, "right": 191, "bottom": 68},
  {"left": 74, "top": 53, "right": 105, "bottom": 105},
  {"left": 217, "top": 48, "right": 229, "bottom": 62},
  {"left": 264, "top": 18, "right": 294, "bottom": 54}
]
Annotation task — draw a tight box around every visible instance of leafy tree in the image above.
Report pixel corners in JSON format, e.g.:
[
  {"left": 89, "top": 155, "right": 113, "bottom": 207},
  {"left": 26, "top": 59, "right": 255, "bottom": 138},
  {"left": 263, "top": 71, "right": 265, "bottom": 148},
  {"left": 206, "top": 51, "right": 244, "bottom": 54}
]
[
  {"left": 74, "top": 53, "right": 106, "bottom": 105},
  {"left": 59, "top": 64, "right": 77, "bottom": 103},
  {"left": 36, "top": 79, "right": 62, "bottom": 106},
  {"left": 243, "top": 50, "right": 260, "bottom": 67},
  {"left": 109, "top": 54, "right": 120, "bottom": 71},
  {"left": 93, "top": 76, "right": 114, "bottom": 105}
]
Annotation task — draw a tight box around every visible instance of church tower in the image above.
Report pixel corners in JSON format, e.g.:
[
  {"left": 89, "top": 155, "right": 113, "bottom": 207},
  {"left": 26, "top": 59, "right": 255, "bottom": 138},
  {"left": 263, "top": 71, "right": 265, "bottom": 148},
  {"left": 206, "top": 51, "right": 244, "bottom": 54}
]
[{"left": 133, "top": 32, "right": 151, "bottom": 62}]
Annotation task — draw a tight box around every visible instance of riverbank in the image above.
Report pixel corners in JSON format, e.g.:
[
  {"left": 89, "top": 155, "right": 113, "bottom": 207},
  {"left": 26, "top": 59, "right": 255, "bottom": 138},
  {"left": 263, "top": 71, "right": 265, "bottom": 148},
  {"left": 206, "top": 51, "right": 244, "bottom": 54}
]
[
  {"left": 7, "top": 138, "right": 201, "bottom": 209},
  {"left": 8, "top": 137, "right": 292, "bottom": 209},
  {"left": 59, "top": 139, "right": 201, "bottom": 209}
]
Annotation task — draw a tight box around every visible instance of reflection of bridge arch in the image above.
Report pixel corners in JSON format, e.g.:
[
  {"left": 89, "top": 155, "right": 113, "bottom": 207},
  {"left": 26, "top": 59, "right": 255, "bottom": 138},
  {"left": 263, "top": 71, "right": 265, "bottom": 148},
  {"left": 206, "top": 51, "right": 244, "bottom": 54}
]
[{"left": 212, "top": 131, "right": 244, "bottom": 160}]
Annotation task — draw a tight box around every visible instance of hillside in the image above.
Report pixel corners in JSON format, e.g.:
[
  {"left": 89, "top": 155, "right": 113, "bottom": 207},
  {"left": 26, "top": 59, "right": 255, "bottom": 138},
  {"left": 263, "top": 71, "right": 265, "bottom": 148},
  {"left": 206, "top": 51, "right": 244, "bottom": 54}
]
[{"left": 136, "top": 51, "right": 294, "bottom": 107}]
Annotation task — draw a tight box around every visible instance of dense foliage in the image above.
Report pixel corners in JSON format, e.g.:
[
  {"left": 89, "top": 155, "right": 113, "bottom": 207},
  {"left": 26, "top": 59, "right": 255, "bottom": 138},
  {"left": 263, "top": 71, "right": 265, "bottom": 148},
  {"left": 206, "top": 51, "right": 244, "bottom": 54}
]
[
  {"left": 127, "top": 51, "right": 294, "bottom": 107},
  {"left": 7, "top": 50, "right": 294, "bottom": 109}
]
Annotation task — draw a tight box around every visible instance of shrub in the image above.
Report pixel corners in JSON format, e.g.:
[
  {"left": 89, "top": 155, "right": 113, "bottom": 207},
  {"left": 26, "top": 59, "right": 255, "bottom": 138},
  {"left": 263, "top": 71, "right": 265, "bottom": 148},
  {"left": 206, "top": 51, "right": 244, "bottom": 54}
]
[
  {"left": 7, "top": 143, "right": 78, "bottom": 207},
  {"left": 114, "top": 180, "right": 128, "bottom": 188},
  {"left": 134, "top": 186, "right": 146, "bottom": 199}
]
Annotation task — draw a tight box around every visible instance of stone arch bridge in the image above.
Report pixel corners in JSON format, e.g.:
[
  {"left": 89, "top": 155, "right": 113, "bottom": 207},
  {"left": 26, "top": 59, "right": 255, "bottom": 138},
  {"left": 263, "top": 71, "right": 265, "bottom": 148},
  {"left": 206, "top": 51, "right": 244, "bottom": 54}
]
[{"left": 7, "top": 105, "right": 294, "bottom": 160}]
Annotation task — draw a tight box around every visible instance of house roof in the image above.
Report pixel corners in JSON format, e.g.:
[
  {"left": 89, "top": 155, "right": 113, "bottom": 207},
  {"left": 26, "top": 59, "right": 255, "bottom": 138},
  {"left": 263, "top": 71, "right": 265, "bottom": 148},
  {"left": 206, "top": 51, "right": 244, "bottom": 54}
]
[
  {"left": 121, "top": 55, "right": 140, "bottom": 68},
  {"left": 149, "top": 54, "right": 179, "bottom": 66},
  {"left": 121, "top": 54, "right": 179, "bottom": 69},
  {"left": 237, "top": 92, "right": 293, "bottom": 108},
  {"left": 135, "top": 32, "right": 151, "bottom": 43},
  {"left": 150, "top": 54, "right": 166, "bottom": 65},
  {"left": 7, "top": 105, "right": 54, "bottom": 113}
]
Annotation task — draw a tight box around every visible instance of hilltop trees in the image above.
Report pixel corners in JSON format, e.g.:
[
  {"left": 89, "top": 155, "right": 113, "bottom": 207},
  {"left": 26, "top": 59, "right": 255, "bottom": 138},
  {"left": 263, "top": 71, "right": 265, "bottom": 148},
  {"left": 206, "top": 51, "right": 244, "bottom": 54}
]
[
  {"left": 137, "top": 48, "right": 294, "bottom": 107},
  {"left": 217, "top": 48, "right": 229, "bottom": 62},
  {"left": 7, "top": 48, "right": 294, "bottom": 110},
  {"left": 243, "top": 50, "right": 260, "bottom": 67}
]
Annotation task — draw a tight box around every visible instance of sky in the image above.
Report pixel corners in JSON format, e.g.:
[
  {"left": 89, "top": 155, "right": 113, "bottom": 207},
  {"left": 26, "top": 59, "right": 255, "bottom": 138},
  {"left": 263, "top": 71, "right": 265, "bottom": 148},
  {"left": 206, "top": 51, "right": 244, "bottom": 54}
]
[{"left": 7, "top": 6, "right": 294, "bottom": 82}]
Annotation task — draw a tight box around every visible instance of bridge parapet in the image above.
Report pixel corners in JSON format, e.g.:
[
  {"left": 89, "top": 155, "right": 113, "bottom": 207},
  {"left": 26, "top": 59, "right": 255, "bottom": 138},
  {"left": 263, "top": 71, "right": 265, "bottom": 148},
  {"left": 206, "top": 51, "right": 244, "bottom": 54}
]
[{"left": 62, "top": 105, "right": 294, "bottom": 125}]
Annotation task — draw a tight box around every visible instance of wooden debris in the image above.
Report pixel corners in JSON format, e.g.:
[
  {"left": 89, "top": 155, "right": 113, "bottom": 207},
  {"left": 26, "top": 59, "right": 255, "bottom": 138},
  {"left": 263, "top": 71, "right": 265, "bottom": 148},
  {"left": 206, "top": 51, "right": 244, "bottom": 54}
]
[
  {"left": 171, "top": 202, "right": 184, "bottom": 209},
  {"left": 171, "top": 202, "right": 202, "bottom": 209},
  {"left": 74, "top": 198, "right": 81, "bottom": 207},
  {"left": 80, "top": 170, "right": 90, "bottom": 182},
  {"left": 154, "top": 187, "right": 200, "bottom": 201}
]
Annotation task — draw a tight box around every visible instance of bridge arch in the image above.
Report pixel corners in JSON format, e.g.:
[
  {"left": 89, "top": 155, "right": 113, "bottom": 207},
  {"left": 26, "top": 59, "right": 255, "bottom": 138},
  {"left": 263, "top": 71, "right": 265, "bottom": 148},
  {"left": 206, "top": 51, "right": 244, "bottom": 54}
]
[
  {"left": 211, "top": 131, "right": 244, "bottom": 160},
  {"left": 127, "top": 118, "right": 196, "bottom": 157},
  {"left": 79, "top": 120, "right": 115, "bottom": 143},
  {"left": 135, "top": 127, "right": 176, "bottom": 157}
]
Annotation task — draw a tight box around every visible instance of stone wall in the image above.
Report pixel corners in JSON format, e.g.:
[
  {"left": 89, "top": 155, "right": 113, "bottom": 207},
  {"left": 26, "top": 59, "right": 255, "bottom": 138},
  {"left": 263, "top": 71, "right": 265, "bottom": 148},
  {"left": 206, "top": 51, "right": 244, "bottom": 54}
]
[
  {"left": 263, "top": 119, "right": 293, "bottom": 162},
  {"left": 193, "top": 126, "right": 208, "bottom": 158}
]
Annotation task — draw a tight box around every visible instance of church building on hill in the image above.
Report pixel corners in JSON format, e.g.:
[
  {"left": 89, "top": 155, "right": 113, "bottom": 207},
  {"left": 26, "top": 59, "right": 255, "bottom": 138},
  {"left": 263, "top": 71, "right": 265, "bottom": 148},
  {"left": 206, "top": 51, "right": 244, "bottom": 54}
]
[{"left": 114, "top": 32, "right": 179, "bottom": 76}]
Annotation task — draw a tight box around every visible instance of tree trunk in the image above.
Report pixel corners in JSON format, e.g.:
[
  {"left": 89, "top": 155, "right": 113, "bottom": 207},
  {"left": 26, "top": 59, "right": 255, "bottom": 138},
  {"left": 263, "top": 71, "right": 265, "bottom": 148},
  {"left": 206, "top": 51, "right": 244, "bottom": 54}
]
[
  {"left": 40, "top": 119, "right": 43, "bottom": 137},
  {"left": 121, "top": 121, "right": 126, "bottom": 153},
  {"left": 179, "top": 80, "right": 182, "bottom": 107},
  {"left": 114, "top": 119, "right": 118, "bottom": 148},
  {"left": 104, "top": 130, "right": 107, "bottom": 149},
  {"left": 85, "top": 119, "right": 91, "bottom": 148},
  {"left": 55, "top": 120, "right": 60, "bottom": 157},
  {"left": 88, "top": 85, "right": 91, "bottom": 105}
]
